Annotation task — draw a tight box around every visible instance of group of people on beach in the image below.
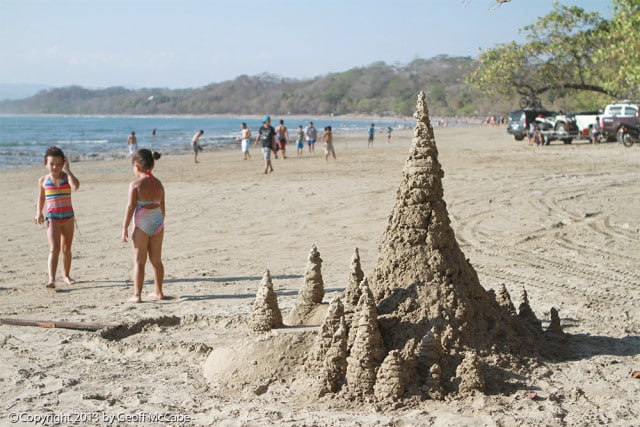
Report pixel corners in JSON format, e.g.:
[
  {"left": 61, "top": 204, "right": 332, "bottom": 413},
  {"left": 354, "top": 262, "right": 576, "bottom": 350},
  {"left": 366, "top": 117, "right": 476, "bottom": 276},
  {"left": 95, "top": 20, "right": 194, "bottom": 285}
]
[
  {"left": 191, "top": 118, "right": 337, "bottom": 170},
  {"left": 249, "top": 116, "right": 336, "bottom": 173},
  {"left": 34, "top": 146, "right": 165, "bottom": 303},
  {"left": 367, "top": 123, "right": 394, "bottom": 147}
]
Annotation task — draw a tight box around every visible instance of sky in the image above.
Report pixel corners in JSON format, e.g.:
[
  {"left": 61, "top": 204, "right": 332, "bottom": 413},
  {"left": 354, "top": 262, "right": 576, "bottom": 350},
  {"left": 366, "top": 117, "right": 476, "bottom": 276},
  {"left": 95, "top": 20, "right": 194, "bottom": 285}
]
[{"left": 0, "top": 0, "right": 613, "bottom": 90}]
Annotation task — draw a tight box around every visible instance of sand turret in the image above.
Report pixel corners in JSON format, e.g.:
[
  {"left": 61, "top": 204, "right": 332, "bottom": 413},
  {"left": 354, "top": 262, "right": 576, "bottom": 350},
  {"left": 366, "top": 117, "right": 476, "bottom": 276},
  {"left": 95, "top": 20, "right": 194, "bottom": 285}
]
[
  {"left": 345, "top": 281, "right": 385, "bottom": 397},
  {"left": 496, "top": 283, "right": 517, "bottom": 315},
  {"left": 250, "top": 269, "right": 283, "bottom": 333},
  {"left": 374, "top": 349, "right": 410, "bottom": 401},
  {"left": 302, "top": 297, "right": 348, "bottom": 397},
  {"left": 455, "top": 351, "right": 485, "bottom": 395},
  {"left": 343, "top": 247, "right": 364, "bottom": 310},
  {"left": 311, "top": 297, "right": 345, "bottom": 361},
  {"left": 517, "top": 287, "right": 543, "bottom": 335},
  {"left": 286, "top": 245, "right": 327, "bottom": 325},
  {"left": 301, "top": 245, "right": 325, "bottom": 304},
  {"left": 546, "top": 307, "right": 564, "bottom": 336}
]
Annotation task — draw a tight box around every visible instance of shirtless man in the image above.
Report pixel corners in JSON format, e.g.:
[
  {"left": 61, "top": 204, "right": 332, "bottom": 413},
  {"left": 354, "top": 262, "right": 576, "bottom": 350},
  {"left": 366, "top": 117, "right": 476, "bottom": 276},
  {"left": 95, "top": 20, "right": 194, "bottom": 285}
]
[
  {"left": 275, "top": 119, "right": 289, "bottom": 159},
  {"left": 127, "top": 131, "right": 138, "bottom": 157},
  {"left": 192, "top": 130, "right": 204, "bottom": 163}
]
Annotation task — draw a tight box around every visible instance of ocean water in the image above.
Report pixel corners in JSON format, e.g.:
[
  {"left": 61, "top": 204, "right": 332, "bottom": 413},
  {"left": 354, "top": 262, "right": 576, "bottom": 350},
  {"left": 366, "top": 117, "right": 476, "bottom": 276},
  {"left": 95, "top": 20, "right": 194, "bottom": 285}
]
[{"left": 0, "top": 115, "right": 410, "bottom": 169}]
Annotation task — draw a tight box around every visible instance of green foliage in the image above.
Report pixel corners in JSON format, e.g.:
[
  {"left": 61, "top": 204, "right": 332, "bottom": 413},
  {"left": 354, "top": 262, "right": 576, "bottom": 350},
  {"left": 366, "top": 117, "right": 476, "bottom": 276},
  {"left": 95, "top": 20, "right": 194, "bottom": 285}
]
[
  {"left": 1, "top": 56, "right": 499, "bottom": 117},
  {"left": 469, "top": 1, "right": 639, "bottom": 109},
  {"left": 596, "top": 0, "right": 640, "bottom": 98}
]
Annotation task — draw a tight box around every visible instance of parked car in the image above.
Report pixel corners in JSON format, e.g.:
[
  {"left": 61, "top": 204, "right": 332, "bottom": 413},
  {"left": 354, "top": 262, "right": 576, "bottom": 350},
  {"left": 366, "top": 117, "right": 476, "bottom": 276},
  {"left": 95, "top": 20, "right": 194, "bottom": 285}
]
[
  {"left": 600, "top": 101, "right": 640, "bottom": 142},
  {"left": 507, "top": 109, "right": 557, "bottom": 141},
  {"left": 507, "top": 109, "right": 578, "bottom": 144}
]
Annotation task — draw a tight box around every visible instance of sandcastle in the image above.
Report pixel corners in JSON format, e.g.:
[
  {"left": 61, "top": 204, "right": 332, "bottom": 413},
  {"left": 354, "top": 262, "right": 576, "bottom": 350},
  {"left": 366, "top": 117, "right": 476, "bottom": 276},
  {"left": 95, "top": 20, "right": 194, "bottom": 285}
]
[
  {"left": 298, "top": 91, "right": 562, "bottom": 401},
  {"left": 228, "top": 91, "right": 565, "bottom": 403}
]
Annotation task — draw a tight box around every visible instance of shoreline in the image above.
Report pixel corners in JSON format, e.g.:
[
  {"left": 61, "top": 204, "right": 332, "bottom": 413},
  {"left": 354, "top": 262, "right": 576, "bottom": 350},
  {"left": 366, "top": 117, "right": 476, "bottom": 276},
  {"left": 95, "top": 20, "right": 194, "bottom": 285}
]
[{"left": 0, "top": 115, "right": 436, "bottom": 171}]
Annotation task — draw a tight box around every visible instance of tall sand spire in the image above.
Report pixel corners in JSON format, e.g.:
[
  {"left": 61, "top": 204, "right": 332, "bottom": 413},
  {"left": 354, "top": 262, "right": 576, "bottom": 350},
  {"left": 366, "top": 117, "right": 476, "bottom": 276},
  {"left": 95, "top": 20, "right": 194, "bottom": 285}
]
[{"left": 367, "top": 91, "right": 542, "bottom": 391}]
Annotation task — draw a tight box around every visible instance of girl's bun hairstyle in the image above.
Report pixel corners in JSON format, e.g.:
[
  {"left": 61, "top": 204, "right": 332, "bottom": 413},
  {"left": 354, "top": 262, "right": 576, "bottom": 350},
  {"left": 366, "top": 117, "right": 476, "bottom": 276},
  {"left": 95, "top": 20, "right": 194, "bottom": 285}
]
[{"left": 133, "top": 148, "right": 161, "bottom": 170}]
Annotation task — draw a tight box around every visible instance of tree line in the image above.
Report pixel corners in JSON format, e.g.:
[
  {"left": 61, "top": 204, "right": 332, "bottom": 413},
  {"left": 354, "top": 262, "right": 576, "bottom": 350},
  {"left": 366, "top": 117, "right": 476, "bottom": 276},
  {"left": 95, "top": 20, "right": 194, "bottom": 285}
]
[{"left": 0, "top": 56, "right": 511, "bottom": 117}]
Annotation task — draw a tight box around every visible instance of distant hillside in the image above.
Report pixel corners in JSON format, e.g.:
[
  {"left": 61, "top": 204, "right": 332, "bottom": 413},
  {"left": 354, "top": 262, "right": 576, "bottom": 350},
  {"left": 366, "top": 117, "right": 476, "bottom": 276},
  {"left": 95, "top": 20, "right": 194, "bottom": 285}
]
[
  {"left": 0, "top": 56, "right": 515, "bottom": 117},
  {"left": 0, "top": 83, "right": 51, "bottom": 101}
]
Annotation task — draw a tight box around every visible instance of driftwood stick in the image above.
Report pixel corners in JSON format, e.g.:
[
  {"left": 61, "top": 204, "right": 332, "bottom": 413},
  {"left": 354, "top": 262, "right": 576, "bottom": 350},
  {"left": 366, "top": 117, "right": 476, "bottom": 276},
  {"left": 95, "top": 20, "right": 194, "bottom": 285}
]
[{"left": 1, "top": 318, "right": 116, "bottom": 332}]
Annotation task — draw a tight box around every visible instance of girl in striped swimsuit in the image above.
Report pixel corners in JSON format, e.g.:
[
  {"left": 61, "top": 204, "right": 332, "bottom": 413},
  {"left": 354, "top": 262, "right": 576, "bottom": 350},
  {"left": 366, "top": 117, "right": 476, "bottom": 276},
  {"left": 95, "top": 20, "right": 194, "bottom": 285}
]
[
  {"left": 34, "top": 146, "right": 80, "bottom": 289},
  {"left": 122, "top": 149, "right": 165, "bottom": 303}
]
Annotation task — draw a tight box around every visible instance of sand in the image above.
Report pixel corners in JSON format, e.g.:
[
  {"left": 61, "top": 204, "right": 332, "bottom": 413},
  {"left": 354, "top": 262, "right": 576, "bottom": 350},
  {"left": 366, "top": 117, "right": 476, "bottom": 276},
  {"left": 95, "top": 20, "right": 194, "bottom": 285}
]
[{"left": 1, "top": 121, "right": 639, "bottom": 426}]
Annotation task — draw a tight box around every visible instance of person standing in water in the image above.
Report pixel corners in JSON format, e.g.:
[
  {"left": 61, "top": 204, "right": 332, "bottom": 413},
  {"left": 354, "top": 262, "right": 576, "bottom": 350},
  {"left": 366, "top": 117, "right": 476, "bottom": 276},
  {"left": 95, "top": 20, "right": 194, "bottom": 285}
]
[{"left": 127, "top": 131, "right": 138, "bottom": 157}]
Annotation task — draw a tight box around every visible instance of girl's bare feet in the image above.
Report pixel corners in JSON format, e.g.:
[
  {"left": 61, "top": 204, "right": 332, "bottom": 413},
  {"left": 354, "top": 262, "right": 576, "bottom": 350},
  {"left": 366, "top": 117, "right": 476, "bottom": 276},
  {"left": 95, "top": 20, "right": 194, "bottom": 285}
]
[
  {"left": 147, "top": 292, "right": 165, "bottom": 301},
  {"left": 63, "top": 276, "right": 76, "bottom": 285},
  {"left": 45, "top": 281, "right": 56, "bottom": 289},
  {"left": 127, "top": 295, "right": 142, "bottom": 303}
]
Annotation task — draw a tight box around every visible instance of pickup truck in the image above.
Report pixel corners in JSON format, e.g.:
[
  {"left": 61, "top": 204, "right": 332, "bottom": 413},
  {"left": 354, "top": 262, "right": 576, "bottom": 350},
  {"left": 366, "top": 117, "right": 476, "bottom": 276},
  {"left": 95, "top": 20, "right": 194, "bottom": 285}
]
[
  {"left": 600, "top": 102, "right": 640, "bottom": 142},
  {"left": 567, "top": 110, "right": 601, "bottom": 140}
]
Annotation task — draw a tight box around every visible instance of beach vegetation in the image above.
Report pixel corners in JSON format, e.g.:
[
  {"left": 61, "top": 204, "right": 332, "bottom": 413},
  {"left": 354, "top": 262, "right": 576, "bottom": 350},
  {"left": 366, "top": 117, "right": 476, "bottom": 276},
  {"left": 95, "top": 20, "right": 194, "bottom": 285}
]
[
  {"left": 469, "top": 0, "right": 639, "bottom": 110},
  {"left": 0, "top": 55, "right": 494, "bottom": 117}
]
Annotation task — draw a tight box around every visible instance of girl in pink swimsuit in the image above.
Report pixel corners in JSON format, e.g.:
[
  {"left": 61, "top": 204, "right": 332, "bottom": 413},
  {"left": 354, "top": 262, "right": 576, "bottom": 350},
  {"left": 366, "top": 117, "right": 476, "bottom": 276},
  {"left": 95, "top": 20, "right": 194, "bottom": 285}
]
[{"left": 122, "top": 149, "right": 165, "bottom": 303}]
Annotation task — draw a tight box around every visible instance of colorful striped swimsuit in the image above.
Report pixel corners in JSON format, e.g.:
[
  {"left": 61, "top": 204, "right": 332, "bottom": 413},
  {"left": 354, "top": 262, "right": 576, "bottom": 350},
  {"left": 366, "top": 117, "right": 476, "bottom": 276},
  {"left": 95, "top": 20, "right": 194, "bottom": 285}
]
[{"left": 44, "top": 174, "right": 74, "bottom": 221}]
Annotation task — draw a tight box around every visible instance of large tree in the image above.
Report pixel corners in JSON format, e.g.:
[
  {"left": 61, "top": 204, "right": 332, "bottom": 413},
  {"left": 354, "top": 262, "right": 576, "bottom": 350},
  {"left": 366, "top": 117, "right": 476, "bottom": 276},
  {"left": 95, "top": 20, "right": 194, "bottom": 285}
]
[
  {"left": 469, "top": 1, "right": 639, "bottom": 107},
  {"left": 597, "top": 0, "right": 640, "bottom": 98}
]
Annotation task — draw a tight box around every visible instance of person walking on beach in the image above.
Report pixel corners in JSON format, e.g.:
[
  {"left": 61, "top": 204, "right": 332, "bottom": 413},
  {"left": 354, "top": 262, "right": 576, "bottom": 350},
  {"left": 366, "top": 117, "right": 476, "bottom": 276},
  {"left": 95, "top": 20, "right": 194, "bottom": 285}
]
[
  {"left": 528, "top": 121, "right": 536, "bottom": 145},
  {"left": 295, "top": 125, "right": 305, "bottom": 156},
  {"left": 121, "top": 149, "right": 165, "bottom": 303},
  {"left": 368, "top": 123, "right": 375, "bottom": 147},
  {"left": 591, "top": 116, "right": 601, "bottom": 144},
  {"left": 192, "top": 130, "right": 204, "bottom": 163},
  {"left": 305, "top": 121, "right": 318, "bottom": 155},
  {"left": 34, "top": 146, "right": 80, "bottom": 289},
  {"left": 276, "top": 119, "right": 289, "bottom": 159},
  {"left": 127, "top": 131, "right": 138, "bottom": 157},
  {"left": 254, "top": 115, "right": 277, "bottom": 174},
  {"left": 236, "top": 122, "right": 252, "bottom": 160},
  {"left": 322, "top": 126, "right": 336, "bottom": 163},
  {"left": 386, "top": 126, "right": 393, "bottom": 143}
]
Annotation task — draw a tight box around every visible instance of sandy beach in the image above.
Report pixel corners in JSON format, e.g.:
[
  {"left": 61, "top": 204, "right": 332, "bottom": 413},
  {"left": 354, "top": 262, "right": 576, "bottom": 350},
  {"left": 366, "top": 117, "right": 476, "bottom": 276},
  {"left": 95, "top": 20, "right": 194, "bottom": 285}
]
[{"left": 1, "top": 122, "right": 639, "bottom": 426}]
